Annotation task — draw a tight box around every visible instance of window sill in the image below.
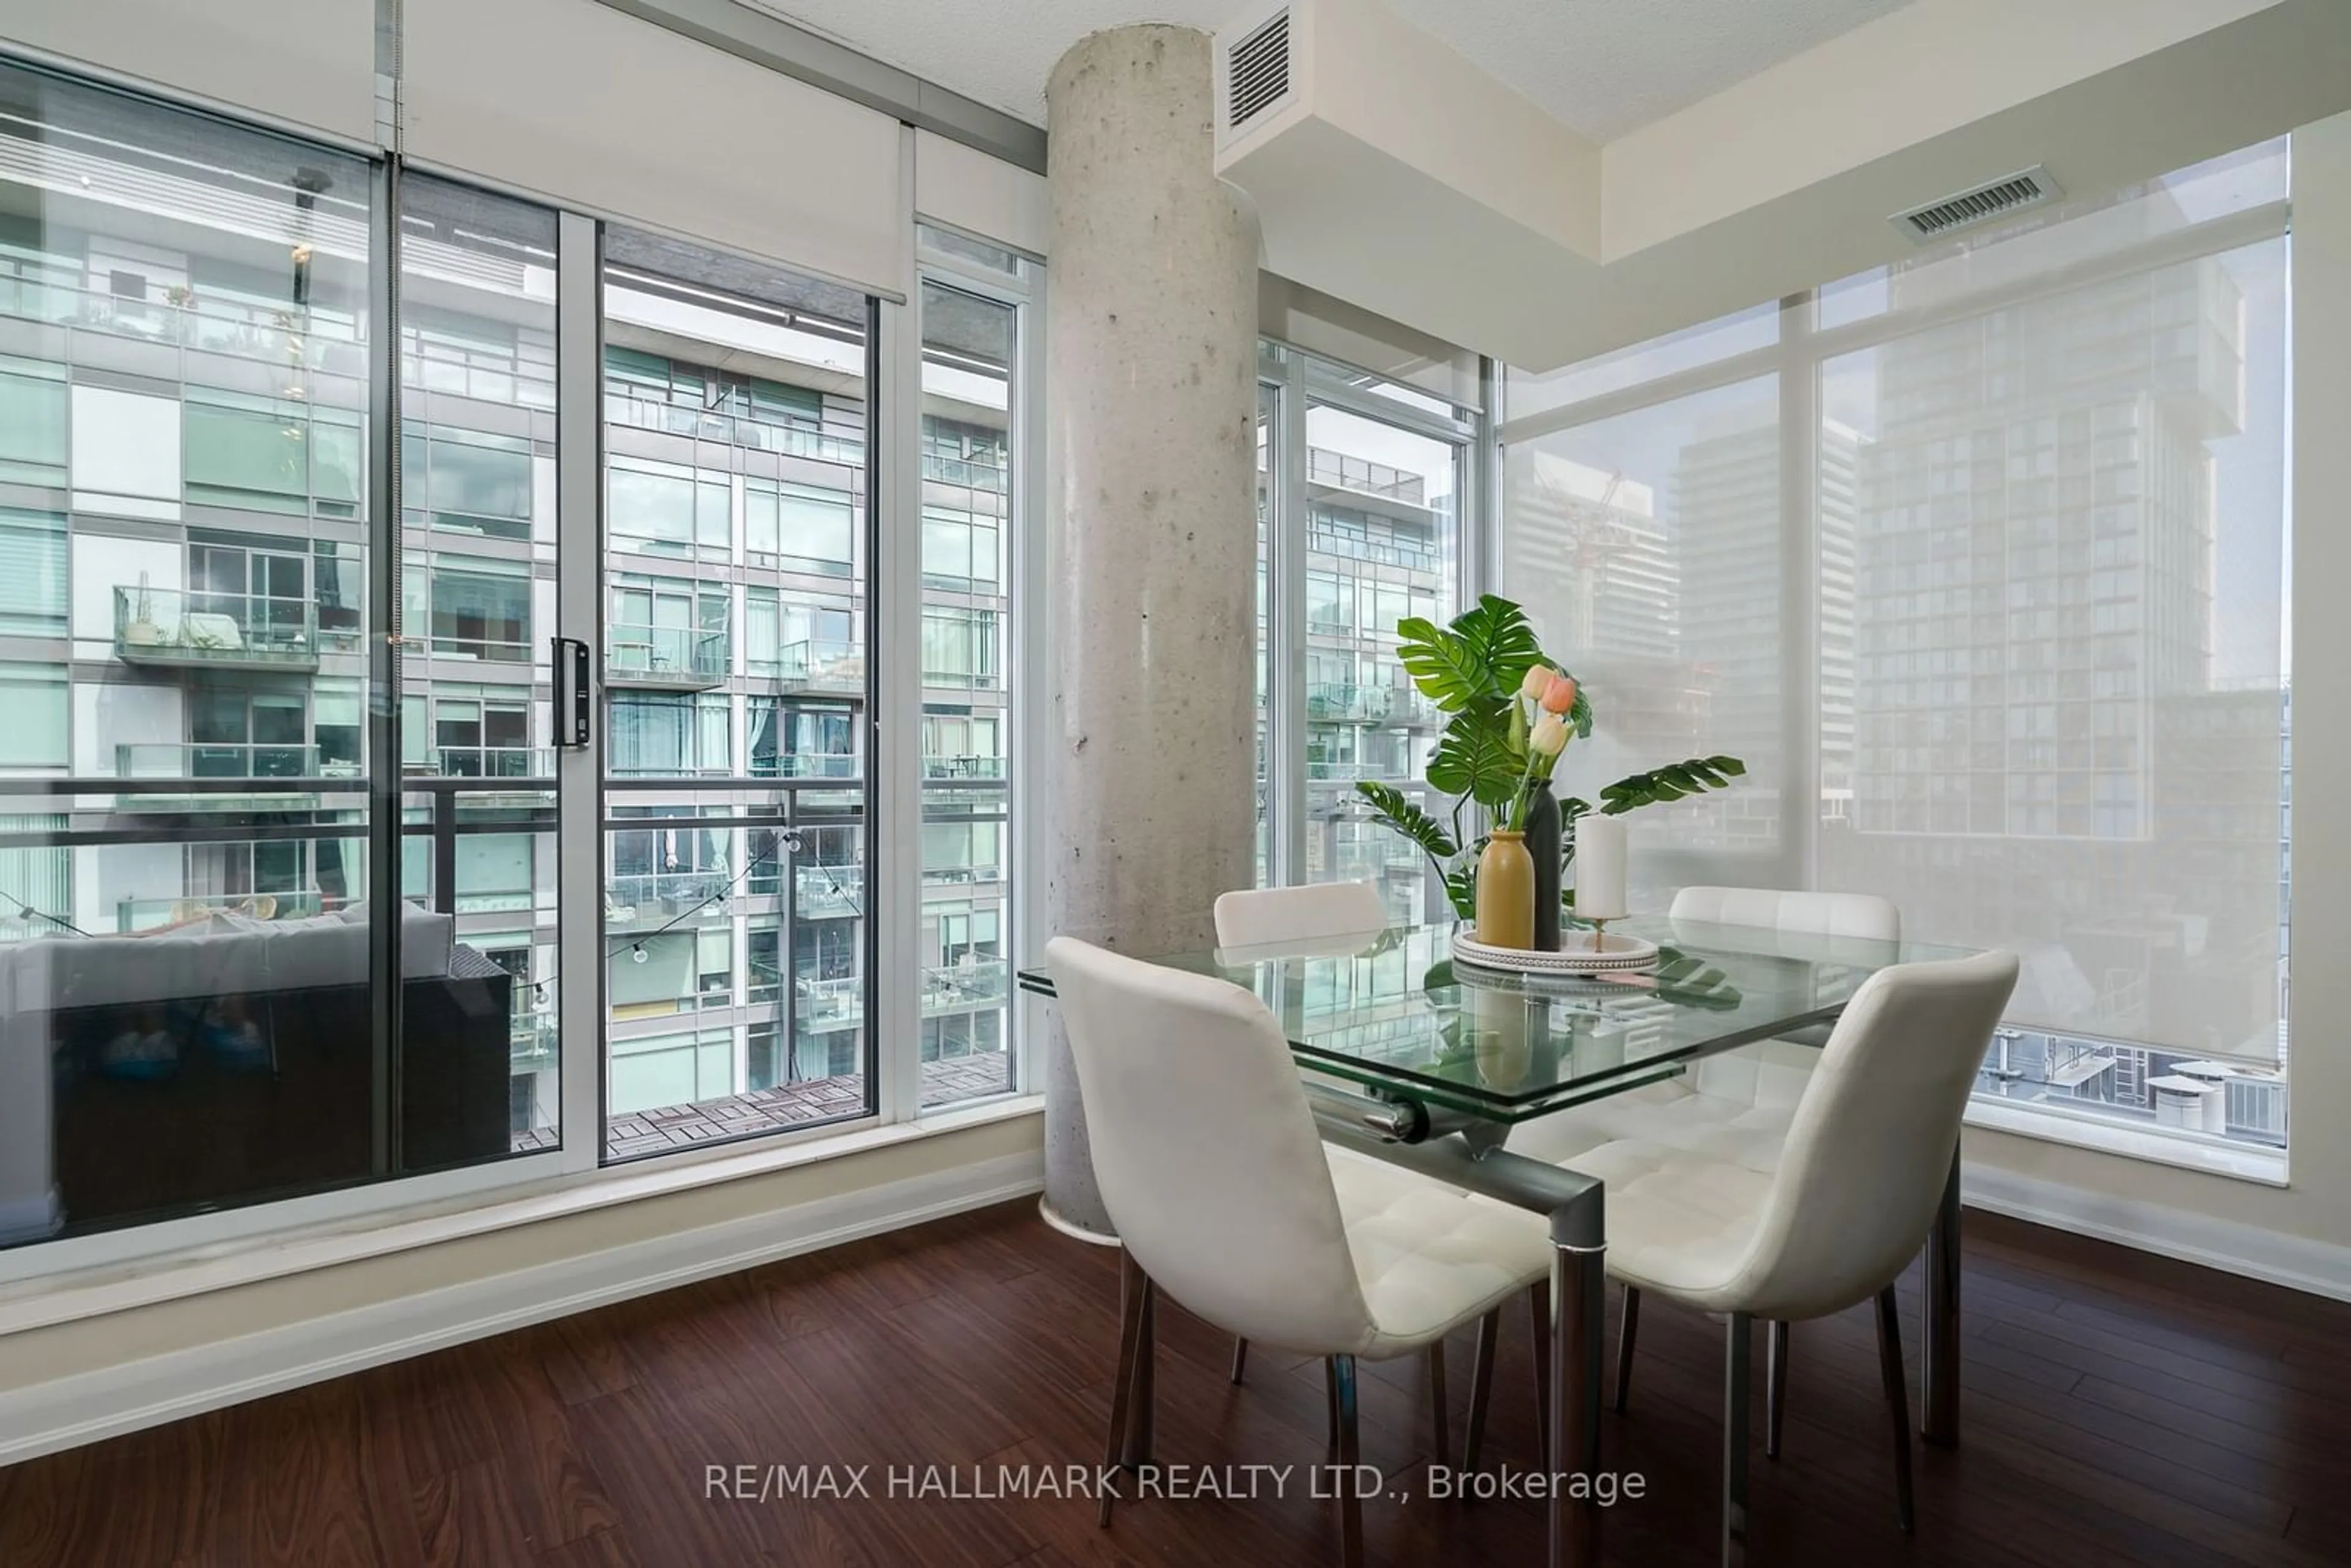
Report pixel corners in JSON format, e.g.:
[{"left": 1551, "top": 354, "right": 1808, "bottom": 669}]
[
  {"left": 0, "top": 1094, "right": 1043, "bottom": 1338},
  {"left": 1964, "top": 1095, "right": 2286, "bottom": 1186}
]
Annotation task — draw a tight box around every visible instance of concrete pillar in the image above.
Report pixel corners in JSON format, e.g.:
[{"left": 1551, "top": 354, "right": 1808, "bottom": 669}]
[{"left": 1040, "top": 24, "right": 1260, "bottom": 1239}]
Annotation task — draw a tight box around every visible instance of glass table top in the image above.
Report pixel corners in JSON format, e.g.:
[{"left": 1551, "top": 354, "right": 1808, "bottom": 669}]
[{"left": 1017, "top": 918, "right": 1976, "bottom": 1124}]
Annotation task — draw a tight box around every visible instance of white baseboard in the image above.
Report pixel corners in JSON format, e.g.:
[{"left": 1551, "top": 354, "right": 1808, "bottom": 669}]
[
  {"left": 0, "top": 1149, "right": 1043, "bottom": 1469},
  {"left": 1963, "top": 1161, "right": 2351, "bottom": 1304}
]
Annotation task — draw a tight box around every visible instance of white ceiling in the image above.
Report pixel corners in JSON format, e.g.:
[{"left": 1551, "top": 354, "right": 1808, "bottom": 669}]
[{"left": 744, "top": 0, "right": 1917, "bottom": 139}]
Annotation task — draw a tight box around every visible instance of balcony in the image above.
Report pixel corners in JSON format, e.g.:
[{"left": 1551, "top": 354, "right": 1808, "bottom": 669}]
[
  {"left": 924, "top": 756, "right": 1008, "bottom": 780},
  {"left": 775, "top": 639, "right": 865, "bottom": 696},
  {"left": 110, "top": 743, "right": 346, "bottom": 811},
  {"left": 1306, "top": 683, "right": 1438, "bottom": 727},
  {"left": 606, "top": 872, "right": 734, "bottom": 929},
  {"left": 797, "top": 863, "right": 864, "bottom": 919},
  {"left": 1307, "top": 449, "right": 1428, "bottom": 506},
  {"left": 751, "top": 752, "right": 861, "bottom": 781},
  {"left": 113, "top": 888, "right": 327, "bottom": 932},
  {"left": 412, "top": 747, "right": 555, "bottom": 781},
  {"left": 796, "top": 975, "right": 864, "bottom": 1030},
  {"left": 922, "top": 959, "right": 1009, "bottom": 1016},
  {"left": 115, "top": 586, "right": 321, "bottom": 672},
  {"left": 606, "top": 625, "right": 728, "bottom": 690},
  {"left": 921, "top": 451, "right": 1008, "bottom": 492}
]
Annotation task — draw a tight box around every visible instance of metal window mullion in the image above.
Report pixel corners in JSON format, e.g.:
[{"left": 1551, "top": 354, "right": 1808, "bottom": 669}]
[
  {"left": 366, "top": 154, "right": 405, "bottom": 1180},
  {"left": 1006, "top": 268, "right": 1046, "bottom": 1098},
  {"left": 1779, "top": 293, "right": 1821, "bottom": 895},
  {"left": 555, "top": 209, "right": 606, "bottom": 1174},
  {"left": 874, "top": 284, "right": 921, "bottom": 1123},
  {"left": 1271, "top": 353, "right": 1310, "bottom": 887}
]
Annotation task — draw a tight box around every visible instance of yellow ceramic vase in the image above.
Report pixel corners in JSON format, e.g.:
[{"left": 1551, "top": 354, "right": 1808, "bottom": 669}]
[{"left": 1475, "top": 830, "right": 1537, "bottom": 950}]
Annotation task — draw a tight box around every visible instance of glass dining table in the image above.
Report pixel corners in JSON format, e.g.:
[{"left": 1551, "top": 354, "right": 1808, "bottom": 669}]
[{"left": 1017, "top": 915, "right": 1978, "bottom": 1568}]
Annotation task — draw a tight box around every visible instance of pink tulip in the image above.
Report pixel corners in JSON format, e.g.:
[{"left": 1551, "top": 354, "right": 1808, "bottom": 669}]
[
  {"left": 1519, "top": 664, "right": 1552, "bottom": 700},
  {"left": 1540, "top": 672, "right": 1578, "bottom": 715}
]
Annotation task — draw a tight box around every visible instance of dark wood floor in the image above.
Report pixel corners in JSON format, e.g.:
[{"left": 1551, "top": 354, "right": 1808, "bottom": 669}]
[{"left": 6, "top": 1199, "right": 2351, "bottom": 1567}]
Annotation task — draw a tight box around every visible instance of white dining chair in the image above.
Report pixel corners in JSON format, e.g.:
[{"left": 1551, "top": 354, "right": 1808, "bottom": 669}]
[
  {"left": 1565, "top": 948, "right": 2018, "bottom": 1556},
  {"left": 1047, "top": 936, "right": 1555, "bottom": 1567},
  {"left": 1501, "top": 887, "right": 1899, "bottom": 1451},
  {"left": 1210, "top": 880, "right": 1390, "bottom": 1388},
  {"left": 1212, "top": 880, "right": 1389, "bottom": 950}
]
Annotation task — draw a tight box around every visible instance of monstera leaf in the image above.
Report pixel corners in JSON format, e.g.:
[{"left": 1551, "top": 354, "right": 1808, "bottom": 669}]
[
  {"left": 1425, "top": 702, "right": 1526, "bottom": 807},
  {"left": 1395, "top": 595, "right": 1543, "bottom": 712},
  {"left": 1598, "top": 756, "right": 1747, "bottom": 815},
  {"left": 1354, "top": 780, "right": 1457, "bottom": 863}
]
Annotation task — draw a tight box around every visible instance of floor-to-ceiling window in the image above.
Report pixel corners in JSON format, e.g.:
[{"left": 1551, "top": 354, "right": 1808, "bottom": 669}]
[
  {"left": 0, "top": 43, "right": 1038, "bottom": 1267},
  {"left": 598, "top": 229, "right": 874, "bottom": 1160},
  {"left": 916, "top": 249, "right": 1028, "bottom": 1107},
  {"left": 1257, "top": 344, "right": 1475, "bottom": 923},
  {"left": 1501, "top": 141, "right": 2293, "bottom": 1160}
]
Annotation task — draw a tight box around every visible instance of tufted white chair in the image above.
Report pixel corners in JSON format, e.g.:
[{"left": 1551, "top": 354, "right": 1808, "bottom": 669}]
[
  {"left": 1566, "top": 948, "right": 2018, "bottom": 1554},
  {"left": 1500, "top": 887, "right": 1899, "bottom": 1453},
  {"left": 1212, "top": 880, "right": 1389, "bottom": 950},
  {"left": 1048, "top": 936, "right": 1554, "bottom": 1567},
  {"left": 1210, "top": 881, "right": 1395, "bottom": 1389}
]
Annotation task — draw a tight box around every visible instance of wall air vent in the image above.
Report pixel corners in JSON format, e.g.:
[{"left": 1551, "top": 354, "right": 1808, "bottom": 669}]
[
  {"left": 1226, "top": 9, "right": 1292, "bottom": 131},
  {"left": 1892, "top": 166, "right": 2061, "bottom": 242}
]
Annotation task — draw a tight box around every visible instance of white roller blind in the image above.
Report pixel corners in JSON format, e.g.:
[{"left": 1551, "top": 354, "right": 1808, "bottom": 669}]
[
  {"left": 915, "top": 129, "right": 1046, "bottom": 257},
  {"left": 0, "top": 1, "right": 377, "bottom": 145},
  {"left": 403, "top": 0, "right": 904, "bottom": 298}
]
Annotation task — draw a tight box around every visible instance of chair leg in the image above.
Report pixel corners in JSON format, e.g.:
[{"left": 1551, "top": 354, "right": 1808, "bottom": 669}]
[
  {"left": 1330, "top": 1353, "right": 1365, "bottom": 1568},
  {"left": 1325, "top": 1354, "right": 1341, "bottom": 1463},
  {"left": 1875, "top": 1287, "right": 1917, "bottom": 1536},
  {"left": 1723, "top": 1312, "right": 1751, "bottom": 1555},
  {"left": 1098, "top": 1248, "right": 1152, "bottom": 1528},
  {"left": 1613, "top": 1286, "right": 1641, "bottom": 1415},
  {"left": 1462, "top": 1307, "right": 1501, "bottom": 1476},
  {"left": 1427, "top": 1339, "right": 1450, "bottom": 1470},
  {"left": 1230, "top": 1336, "right": 1249, "bottom": 1385},
  {"left": 1127, "top": 1285, "right": 1157, "bottom": 1469},
  {"left": 1766, "top": 1320, "right": 1790, "bottom": 1461},
  {"left": 1528, "top": 1280, "right": 1552, "bottom": 1466}
]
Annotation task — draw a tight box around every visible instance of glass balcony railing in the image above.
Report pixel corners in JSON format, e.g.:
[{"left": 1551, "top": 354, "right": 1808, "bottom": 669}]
[
  {"left": 922, "top": 959, "right": 1009, "bottom": 1015},
  {"left": 1305, "top": 683, "right": 1439, "bottom": 727},
  {"left": 414, "top": 746, "right": 555, "bottom": 779},
  {"left": 115, "top": 586, "right": 321, "bottom": 670},
  {"left": 603, "top": 392, "right": 865, "bottom": 466},
  {"left": 4, "top": 276, "right": 367, "bottom": 376},
  {"left": 751, "top": 751, "right": 861, "bottom": 781},
  {"left": 921, "top": 451, "right": 1008, "bottom": 491},
  {"left": 114, "top": 742, "right": 332, "bottom": 780},
  {"left": 775, "top": 639, "right": 864, "bottom": 695},
  {"left": 923, "top": 756, "right": 1008, "bottom": 780},
  {"left": 922, "top": 861, "right": 1004, "bottom": 887},
  {"left": 796, "top": 863, "right": 864, "bottom": 919},
  {"left": 607, "top": 625, "right": 728, "bottom": 689},
  {"left": 606, "top": 872, "right": 733, "bottom": 926},
  {"left": 796, "top": 974, "right": 864, "bottom": 1029},
  {"left": 112, "top": 888, "right": 328, "bottom": 932},
  {"left": 1307, "top": 449, "right": 1428, "bottom": 506}
]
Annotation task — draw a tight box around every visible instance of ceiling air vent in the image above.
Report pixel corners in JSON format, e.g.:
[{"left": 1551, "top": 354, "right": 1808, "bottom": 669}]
[
  {"left": 1226, "top": 9, "right": 1293, "bottom": 131},
  {"left": 1892, "top": 166, "right": 2061, "bottom": 242}
]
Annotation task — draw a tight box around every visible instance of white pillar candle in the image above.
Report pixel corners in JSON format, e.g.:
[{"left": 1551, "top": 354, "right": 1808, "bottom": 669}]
[{"left": 1575, "top": 814, "right": 1630, "bottom": 922}]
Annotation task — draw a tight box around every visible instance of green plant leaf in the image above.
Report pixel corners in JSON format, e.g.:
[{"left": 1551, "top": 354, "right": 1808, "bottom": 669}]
[
  {"left": 1352, "top": 780, "right": 1458, "bottom": 862},
  {"left": 1443, "top": 865, "right": 1475, "bottom": 922},
  {"left": 1426, "top": 702, "right": 1526, "bottom": 807},
  {"left": 1394, "top": 595, "right": 1542, "bottom": 711},
  {"left": 1595, "top": 756, "right": 1749, "bottom": 815}
]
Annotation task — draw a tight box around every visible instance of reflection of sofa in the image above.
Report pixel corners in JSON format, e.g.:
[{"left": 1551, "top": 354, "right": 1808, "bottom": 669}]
[{"left": 0, "top": 902, "right": 512, "bottom": 1244}]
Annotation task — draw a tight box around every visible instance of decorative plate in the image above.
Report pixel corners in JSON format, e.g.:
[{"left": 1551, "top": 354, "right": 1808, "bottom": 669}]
[{"left": 1451, "top": 929, "right": 1662, "bottom": 977}]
